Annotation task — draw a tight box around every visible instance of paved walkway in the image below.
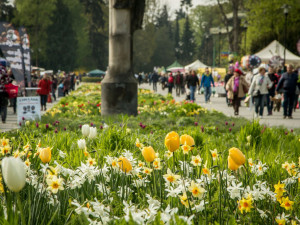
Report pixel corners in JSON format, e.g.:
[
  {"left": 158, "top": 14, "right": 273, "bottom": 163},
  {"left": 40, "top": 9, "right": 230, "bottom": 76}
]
[
  {"left": 0, "top": 83, "right": 81, "bottom": 133},
  {"left": 140, "top": 83, "right": 300, "bottom": 129}
]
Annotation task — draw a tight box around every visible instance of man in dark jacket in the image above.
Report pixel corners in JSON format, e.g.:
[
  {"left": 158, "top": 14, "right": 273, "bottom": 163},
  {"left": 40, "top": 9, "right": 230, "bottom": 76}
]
[
  {"left": 276, "top": 65, "right": 299, "bottom": 119},
  {"left": 152, "top": 71, "right": 159, "bottom": 92},
  {"left": 224, "top": 68, "right": 233, "bottom": 106},
  {"left": 186, "top": 70, "right": 199, "bottom": 102}
]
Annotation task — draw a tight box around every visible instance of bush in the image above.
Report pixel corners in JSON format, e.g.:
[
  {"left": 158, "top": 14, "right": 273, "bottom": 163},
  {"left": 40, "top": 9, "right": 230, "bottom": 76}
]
[{"left": 81, "top": 77, "right": 102, "bottom": 83}]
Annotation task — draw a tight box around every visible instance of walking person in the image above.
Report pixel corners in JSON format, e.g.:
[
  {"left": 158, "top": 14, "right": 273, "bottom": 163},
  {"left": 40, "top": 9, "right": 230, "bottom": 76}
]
[
  {"left": 37, "top": 74, "right": 51, "bottom": 111},
  {"left": 51, "top": 75, "right": 58, "bottom": 101},
  {"left": 224, "top": 67, "right": 233, "bottom": 106},
  {"left": 63, "top": 74, "right": 71, "bottom": 96},
  {"left": 266, "top": 67, "right": 278, "bottom": 115},
  {"left": 275, "top": 65, "right": 299, "bottom": 119},
  {"left": 200, "top": 67, "right": 215, "bottom": 103},
  {"left": 186, "top": 70, "right": 199, "bottom": 102},
  {"left": 167, "top": 73, "right": 174, "bottom": 94},
  {"left": 249, "top": 67, "right": 273, "bottom": 119},
  {"left": 7, "top": 69, "right": 17, "bottom": 114},
  {"left": 175, "top": 71, "right": 183, "bottom": 97},
  {"left": 152, "top": 71, "right": 159, "bottom": 92},
  {"left": 226, "top": 69, "right": 249, "bottom": 116},
  {"left": 0, "top": 66, "right": 11, "bottom": 123}
]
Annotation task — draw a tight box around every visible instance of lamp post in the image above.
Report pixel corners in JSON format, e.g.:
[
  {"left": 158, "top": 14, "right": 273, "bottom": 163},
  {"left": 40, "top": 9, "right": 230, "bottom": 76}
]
[
  {"left": 244, "top": 21, "right": 248, "bottom": 55},
  {"left": 205, "top": 33, "right": 210, "bottom": 65},
  {"left": 282, "top": 4, "right": 290, "bottom": 67},
  {"left": 218, "top": 27, "right": 221, "bottom": 67}
]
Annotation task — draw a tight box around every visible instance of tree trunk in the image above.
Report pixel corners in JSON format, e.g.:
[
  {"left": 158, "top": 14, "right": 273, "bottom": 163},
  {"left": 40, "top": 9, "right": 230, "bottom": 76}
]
[
  {"left": 232, "top": 0, "right": 240, "bottom": 53},
  {"left": 101, "top": 0, "right": 144, "bottom": 116}
]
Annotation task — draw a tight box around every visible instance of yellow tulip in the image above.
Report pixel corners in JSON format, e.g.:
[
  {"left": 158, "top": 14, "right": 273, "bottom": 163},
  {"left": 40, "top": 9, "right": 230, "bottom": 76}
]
[
  {"left": 229, "top": 147, "right": 246, "bottom": 166},
  {"left": 39, "top": 147, "right": 51, "bottom": 163},
  {"left": 228, "top": 156, "right": 240, "bottom": 171},
  {"left": 164, "top": 131, "right": 180, "bottom": 152},
  {"left": 142, "top": 146, "right": 156, "bottom": 162},
  {"left": 118, "top": 157, "right": 132, "bottom": 173},
  {"left": 180, "top": 134, "right": 195, "bottom": 148}
]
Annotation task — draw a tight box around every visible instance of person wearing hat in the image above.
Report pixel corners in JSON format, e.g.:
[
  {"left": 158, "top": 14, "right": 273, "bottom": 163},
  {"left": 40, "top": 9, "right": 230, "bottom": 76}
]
[
  {"left": 226, "top": 69, "right": 249, "bottom": 116},
  {"left": 248, "top": 66, "right": 272, "bottom": 118}
]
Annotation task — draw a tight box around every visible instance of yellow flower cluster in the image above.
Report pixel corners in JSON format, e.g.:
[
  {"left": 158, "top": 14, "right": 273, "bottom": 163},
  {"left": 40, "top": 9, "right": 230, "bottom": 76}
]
[
  {"left": 0, "top": 137, "right": 11, "bottom": 156},
  {"left": 274, "top": 181, "right": 294, "bottom": 211},
  {"left": 238, "top": 195, "right": 253, "bottom": 214},
  {"left": 282, "top": 159, "right": 299, "bottom": 177}
]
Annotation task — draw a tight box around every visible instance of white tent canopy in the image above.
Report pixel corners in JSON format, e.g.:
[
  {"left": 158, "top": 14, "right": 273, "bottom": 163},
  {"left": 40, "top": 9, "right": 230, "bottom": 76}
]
[
  {"left": 185, "top": 60, "right": 207, "bottom": 71},
  {"left": 255, "top": 40, "right": 300, "bottom": 65}
]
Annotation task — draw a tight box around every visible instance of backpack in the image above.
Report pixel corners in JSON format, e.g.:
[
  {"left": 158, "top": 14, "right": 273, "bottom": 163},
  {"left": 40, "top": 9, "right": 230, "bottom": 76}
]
[{"left": 168, "top": 76, "right": 174, "bottom": 83}]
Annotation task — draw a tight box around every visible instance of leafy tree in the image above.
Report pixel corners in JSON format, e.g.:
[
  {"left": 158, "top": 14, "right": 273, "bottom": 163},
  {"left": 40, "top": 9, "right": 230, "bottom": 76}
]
[
  {"left": 43, "top": 0, "right": 77, "bottom": 72},
  {"left": 180, "top": 16, "right": 195, "bottom": 64},
  {"left": 0, "top": 0, "right": 14, "bottom": 22},
  {"left": 246, "top": 0, "right": 300, "bottom": 55},
  {"left": 174, "top": 17, "right": 180, "bottom": 60},
  {"left": 14, "top": 0, "right": 57, "bottom": 67},
  {"left": 80, "top": 0, "right": 108, "bottom": 70},
  {"left": 133, "top": 23, "right": 156, "bottom": 72}
]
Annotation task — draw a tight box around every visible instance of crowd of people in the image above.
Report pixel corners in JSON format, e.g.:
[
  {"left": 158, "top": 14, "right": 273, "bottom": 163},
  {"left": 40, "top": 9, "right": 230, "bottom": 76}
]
[
  {"left": 140, "top": 64, "right": 300, "bottom": 119},
  {"left": 0, "top": 64, "right": 81, "bottom": 123}
]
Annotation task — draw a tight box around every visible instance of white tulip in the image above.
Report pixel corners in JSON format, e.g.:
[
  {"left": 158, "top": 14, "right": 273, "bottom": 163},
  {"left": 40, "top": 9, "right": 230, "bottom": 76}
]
[
  {"left": 1, "top": 157, "right": 26, "bottom": 192},
  {"left": 89, "top": 127, "right": 97, "bottom": 139},
  {"left": 77, "top": 139, "right": 86, "bottom": 150},
  {"left": 82, "top": 124, "right": 90, "bottom": 137}
]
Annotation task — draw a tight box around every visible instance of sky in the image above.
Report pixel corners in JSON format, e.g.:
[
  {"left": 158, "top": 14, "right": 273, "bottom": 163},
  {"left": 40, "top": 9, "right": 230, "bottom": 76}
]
[{"left": 159, "top": 0, "right": 217, "bottom": 14}]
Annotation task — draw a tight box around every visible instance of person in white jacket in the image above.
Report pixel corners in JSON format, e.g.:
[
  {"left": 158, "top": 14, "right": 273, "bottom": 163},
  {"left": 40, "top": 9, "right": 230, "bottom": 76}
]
[{"left": 248, "top": 67, "right": 273, "bottom": 118}]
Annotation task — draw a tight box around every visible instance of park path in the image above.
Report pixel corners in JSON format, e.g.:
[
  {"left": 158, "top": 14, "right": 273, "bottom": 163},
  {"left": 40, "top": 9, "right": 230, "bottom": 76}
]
[
  {"left": 0, "top": 83, "right": 81, "bottom": 133},
  {"left": 140, "top": 83, "right": 300, "bottom": 129}
]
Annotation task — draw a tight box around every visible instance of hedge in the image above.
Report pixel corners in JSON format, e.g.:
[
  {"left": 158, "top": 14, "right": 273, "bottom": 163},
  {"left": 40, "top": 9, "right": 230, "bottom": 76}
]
[{"left": 81, "top": 77, "right": 102, "bottom": 83}]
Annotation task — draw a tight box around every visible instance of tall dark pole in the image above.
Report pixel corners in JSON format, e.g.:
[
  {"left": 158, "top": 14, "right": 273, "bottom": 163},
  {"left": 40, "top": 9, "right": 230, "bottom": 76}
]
[
  {"left": 282, "top": 4, "right": 290, "bottom": 68},
  {"left": 284, "top": 13, "right": 287, "bottom": 66},
  {"left": 218, "top": 28, "right": 221, "bottom": 67}
]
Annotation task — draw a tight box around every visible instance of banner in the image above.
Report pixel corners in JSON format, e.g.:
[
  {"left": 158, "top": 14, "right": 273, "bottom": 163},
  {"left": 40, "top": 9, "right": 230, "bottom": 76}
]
[
  {"left": 0, "top": 22, "right": 25, "bottom": 90},
  {"left": 19, "top": 27, "right": 31, "bottom": 86}
]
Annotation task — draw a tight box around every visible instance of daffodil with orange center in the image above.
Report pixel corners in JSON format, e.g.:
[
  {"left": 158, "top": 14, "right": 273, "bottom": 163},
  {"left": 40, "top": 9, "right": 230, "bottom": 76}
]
[
  {"left": 163, "top": 168, "right": 181, "bottom": 184},
  {"left": 138, "top": 161, "right": 145, "bottom": 168},
  {"left": 191, "top": 155, "right": 202, "bottom": 167},
  {"left": 153, "top": 158, "right": 161, "bottom": 170},
  {"left": 180, "top": 134, "right": 195, "bottom": 149},
  {"left": 87, "top": 158, "right": 96, "bottom": 166},
  {"left": 282, "top": 162, "right": 290, "bottom": 170},
  {"left": 188, "top": 181, "right": 205, "bottom": 198},
  {"left": 143, "top": 167, "right": 153, "bottom": 175},
  {"left": 0, "top": 138, "right": 9, "bottom": 147},
  {"left": 275, "top": 218, "right": 286, "bottom": 225},
  {"left": 202, "top": 162, "right": 210, "bottom": 176},
  {"left": 179, "top": 192, "right": 189, "bottom": 208},
  {"left": 210, "top": 149, "right": 218, "bottom": 161},
  {"left": 111, "top": 158, "right": 118, "bottom": 168},
  {"left": 248, "top": 158, "right": 254, "bottom": 167},
  {"left": 238, "top": 197, "right": 253, "bottom": 214},
  {"left": 25, "top": 159, "right": 31, "bottom": 167},
  {"left": 280, "top": 197, "right": 294, "bottom": 210},
  {"left": 135, "top": 138, "right": 144, "bottom": 149},
  {"left": 181, "top": 142, "right": 191, "bottom": 154},
  {"left": 46, "top": 176, "right": 64, "bottom": 194}
]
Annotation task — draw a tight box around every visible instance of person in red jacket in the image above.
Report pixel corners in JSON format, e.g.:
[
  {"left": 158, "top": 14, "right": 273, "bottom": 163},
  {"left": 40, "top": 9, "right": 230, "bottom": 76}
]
[{"left": 37, "top": 74, "right": 51, "bottom": 111}]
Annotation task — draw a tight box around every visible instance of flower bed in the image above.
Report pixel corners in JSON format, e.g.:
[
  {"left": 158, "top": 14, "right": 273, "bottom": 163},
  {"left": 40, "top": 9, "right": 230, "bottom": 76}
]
[{"left": 0, "top": 84, "right": 299, "bottom": 225}]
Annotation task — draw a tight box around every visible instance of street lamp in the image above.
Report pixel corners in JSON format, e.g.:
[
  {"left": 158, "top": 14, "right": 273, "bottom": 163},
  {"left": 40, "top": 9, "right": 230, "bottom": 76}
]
[
  {"left": 244, "top": 21, "right": 248, "bottom": 55},
  {"left": 281, "top": 4, "right": 290, "bottom": 67},
  {"left": 205, "top": 33, "right": 210, "bottom": 65},
  {"left": 218, "top": 27, "right": 221, "bottom": 67}
]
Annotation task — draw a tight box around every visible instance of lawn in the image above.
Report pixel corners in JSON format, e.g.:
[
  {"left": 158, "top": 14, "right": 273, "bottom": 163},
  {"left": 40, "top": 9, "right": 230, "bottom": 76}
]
[{"left": 0, "top": 84, "right": 299, "bottom": 225}]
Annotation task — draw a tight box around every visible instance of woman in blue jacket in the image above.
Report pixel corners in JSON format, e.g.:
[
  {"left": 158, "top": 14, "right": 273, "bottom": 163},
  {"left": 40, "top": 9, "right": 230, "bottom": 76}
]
[{"left": 200, "top": 67, "right": 215, "bottom": 103}]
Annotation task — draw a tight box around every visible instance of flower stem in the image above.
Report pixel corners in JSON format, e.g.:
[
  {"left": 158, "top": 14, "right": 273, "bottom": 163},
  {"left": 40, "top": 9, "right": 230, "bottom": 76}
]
[{"left": 17, "top": 192, "right": 26, "bottom": 225}]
